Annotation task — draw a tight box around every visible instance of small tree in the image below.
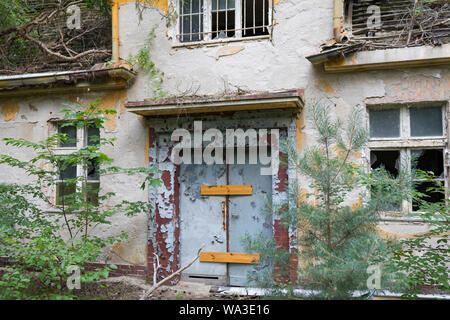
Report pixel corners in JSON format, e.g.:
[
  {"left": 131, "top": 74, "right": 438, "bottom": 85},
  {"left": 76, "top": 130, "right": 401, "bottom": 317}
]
[
  {"left": 245, "top": 101, "right": 413, "bottom": 299},
  {"left": 0, "top": 100, "right": 161, "bottom": 299}
]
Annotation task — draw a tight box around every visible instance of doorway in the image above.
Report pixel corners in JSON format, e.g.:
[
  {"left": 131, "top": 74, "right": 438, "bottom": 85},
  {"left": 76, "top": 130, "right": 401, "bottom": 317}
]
[{"left": 179, "top": 153, "right": 273, "bottom": 286}]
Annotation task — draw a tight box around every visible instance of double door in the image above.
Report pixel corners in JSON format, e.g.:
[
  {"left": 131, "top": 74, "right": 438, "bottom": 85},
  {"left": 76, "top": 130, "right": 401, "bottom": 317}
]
[{"left": 179, "top": 159, "right": 273, "bottom": 286}]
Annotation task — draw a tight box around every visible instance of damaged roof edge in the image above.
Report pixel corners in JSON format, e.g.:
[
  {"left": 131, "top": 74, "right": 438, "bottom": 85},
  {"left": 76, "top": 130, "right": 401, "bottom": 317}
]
[
  {"left": 0, "top": 66, "right": 136, "bottom": 96},
  {"left": 126, "top": 89, "right": 305, "bottom": 117},
  {"left": 307, "top": 43, "right": 450, "bottom": 72}
]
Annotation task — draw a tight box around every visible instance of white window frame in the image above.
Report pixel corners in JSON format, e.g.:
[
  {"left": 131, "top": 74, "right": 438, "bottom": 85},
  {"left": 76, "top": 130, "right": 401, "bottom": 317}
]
[
  {"left": 51, "top": 122, "right": 100, "bottom": 207},
  {"left": 367, "top": 103, "right": 448, "bottom": 215},
  {"left": 173, "top": 0, "right": 273, "bottom": 47}
]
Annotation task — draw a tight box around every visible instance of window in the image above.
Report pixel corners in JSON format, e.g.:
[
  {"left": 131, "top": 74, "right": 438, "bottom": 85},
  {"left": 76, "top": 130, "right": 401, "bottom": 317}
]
[
  {"left": 54, "top": 123, "right": 100, "bottom": 206},
  {"left": 178, "top": 0, "right": 272, "bottom": 43},
  {"left": 368, "top": 105, "right": 447, "bottom": 213}
]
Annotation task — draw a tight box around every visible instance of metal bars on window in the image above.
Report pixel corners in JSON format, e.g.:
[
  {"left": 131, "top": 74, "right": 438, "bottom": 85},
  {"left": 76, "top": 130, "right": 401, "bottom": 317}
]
[
  {"left": 180, "top": 0, "right": 204, "bottom": 42},
  {"left": 177, "top": 0, "right": 272, "bottom": 43},
  {"left": 242, "top": 0, "right": 269, "bottom": 37},
  {"left": 211, "top": 0, "right": 236, "bottom": 39}
]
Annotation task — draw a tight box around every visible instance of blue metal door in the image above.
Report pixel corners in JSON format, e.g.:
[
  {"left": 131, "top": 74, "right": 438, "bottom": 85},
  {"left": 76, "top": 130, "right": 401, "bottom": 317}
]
[
  {"left": 179, "top": 152, "right": 273, "bottom": 286},
  {"left": 228, "top": 162, "right": 273, "bottom": 286}
]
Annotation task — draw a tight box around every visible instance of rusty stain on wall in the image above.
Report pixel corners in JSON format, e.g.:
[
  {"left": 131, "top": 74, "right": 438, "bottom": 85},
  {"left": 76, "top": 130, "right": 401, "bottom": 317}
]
[
  {"left": 1, "top": 102, "right": 19, "bottom": 121},
  {"left": 71, "top": 90, "right": 128, "bottom": 132},
  {"left": 97, "top": 89, "right": 128, "bottom": 132},
  {"left": 350, "top": 198, "right": 362, "bottom": 211},
  {"left": 316, "top": 80, "right": 336, "bottom": 95}
]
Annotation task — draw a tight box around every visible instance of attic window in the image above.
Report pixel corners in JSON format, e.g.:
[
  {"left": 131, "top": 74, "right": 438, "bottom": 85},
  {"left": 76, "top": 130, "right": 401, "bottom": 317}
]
[{"left": 178, "top": 0, "right": 272, "bottom": 43}]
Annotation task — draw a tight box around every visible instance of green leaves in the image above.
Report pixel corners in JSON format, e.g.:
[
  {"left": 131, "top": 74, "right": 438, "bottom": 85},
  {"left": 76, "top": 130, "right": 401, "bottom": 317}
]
[
  {"left": 128, "top": 28, "right": 166, "bottom": 100},
  {"left": 386, "top": 171, "right": 450, "bottom": 298},
  {"left": 247, "top": 101, "right": 417, "bottom": 299},
  {"left": 0, "top": 98, "right": 162, "bottom": 299}
]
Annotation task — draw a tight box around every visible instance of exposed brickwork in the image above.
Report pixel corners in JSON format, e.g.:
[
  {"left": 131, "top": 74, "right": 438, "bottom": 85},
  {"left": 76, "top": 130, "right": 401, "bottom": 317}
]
[
  {"left": 150, "top": 132, "right": 180, "bottom": 283},
  {"left": 273, "top": 218, "right": 298, "bottom": 283},
  {"left": 275, "top": 152, "right": 288, "bottom": 193}
]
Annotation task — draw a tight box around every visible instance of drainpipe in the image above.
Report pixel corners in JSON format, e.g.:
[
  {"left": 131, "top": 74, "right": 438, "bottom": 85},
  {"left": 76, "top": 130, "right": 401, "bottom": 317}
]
[
  {"left": 111, "top": 0, "right": 120, "bottom": 63},
  {"left": 333, "top": 0, "right": 348, "bottom": 43}
]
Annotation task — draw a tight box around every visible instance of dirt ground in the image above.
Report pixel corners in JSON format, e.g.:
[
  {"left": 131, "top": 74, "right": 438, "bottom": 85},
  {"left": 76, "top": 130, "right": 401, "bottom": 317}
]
[{"left": 77, "top": 277, "right": 242, "bottom": 300}]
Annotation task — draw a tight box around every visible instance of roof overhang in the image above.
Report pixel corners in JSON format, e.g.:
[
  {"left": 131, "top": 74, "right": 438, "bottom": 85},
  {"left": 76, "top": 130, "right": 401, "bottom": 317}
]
[
  {"left": 307, "top": 43, "right": 450, "bottom": 73},
  {"left": 126, "top": 89, "right": 304, "bottom": 117},
  {"left": 306, "top": 43, "right": 363, "bottom": 65},
  {"left": 0, "top": 66, "right": 136, "bottom": 97}
]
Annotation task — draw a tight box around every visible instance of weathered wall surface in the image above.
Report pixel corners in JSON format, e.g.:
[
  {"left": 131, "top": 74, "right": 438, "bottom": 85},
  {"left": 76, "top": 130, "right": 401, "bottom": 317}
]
[
  {"left": 0, "top": 90, "right": 150, "bottom": 268},
  {"left": 118, "top": 0, "right": 450, "bottom": 243},
  {"left": 1, "top": 0, "right": 449, "bottom": 273}
]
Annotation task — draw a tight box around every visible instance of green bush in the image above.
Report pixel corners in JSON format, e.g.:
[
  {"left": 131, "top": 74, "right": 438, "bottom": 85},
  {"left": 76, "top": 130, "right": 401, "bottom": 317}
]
[{"left": 0, "top": 100, "right": 161, "bottom": 299}]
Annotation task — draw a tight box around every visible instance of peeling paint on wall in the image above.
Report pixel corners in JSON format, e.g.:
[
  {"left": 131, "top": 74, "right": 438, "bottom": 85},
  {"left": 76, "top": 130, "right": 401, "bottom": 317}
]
[
  {"left": 316, "top": 80, "right": 336, "bottom": 95},
  {"left": 366, "top": 74, "right": 450, "bottom": 105},
  {"left": 216, "top": 46, "right": 245, "bottom": 60},
  {"left": 98, "top": 90, "right": 128, "bottom": 132}
]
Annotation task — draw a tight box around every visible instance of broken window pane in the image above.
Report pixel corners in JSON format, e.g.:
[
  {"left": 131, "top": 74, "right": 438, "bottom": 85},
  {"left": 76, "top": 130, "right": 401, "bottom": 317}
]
[
  {"left": 369, "top": 109, "right": 400, "bottom": 138},
  {"left": 411, "top": 149, "right": 444, "bottom": 211},
  {"left": 411, "top": 149, "right": 444, "bottom": 178},
  {"left": 212, "top": 0, "right": 236, "bottom": 39},
  {"left": 58, "top": 124, "right": 77, "bottom": 148},
  {"left": 370, "top": 150, "right": 401, "bottom": 211},
  {"left": 180, "top": 0, "right": 204, "bottom": 42},
  {"left": 243, "top": 0, "right": 269, "bottom": 37},
  {"left": 410, "top": 106, "right": 443, "bottom": 137},
  {"left": 87, "top": 158, "right": 100, "bottom": 181},
  {"left": 370, "top": 150, "right": 400, "bottom": 177},
  {"left": 412, "top": 181, "right": 445, "bottom": 212}
]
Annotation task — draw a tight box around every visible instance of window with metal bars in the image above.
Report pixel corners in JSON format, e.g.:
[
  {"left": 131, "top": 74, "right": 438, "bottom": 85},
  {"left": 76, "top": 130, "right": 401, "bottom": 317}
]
[{"left": 178, "top": 0, "right": 272, "bottom": 43}]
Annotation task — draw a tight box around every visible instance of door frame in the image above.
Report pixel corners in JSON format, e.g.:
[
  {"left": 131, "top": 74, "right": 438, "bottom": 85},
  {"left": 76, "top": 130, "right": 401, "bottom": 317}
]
[{"left": 147, "top": 109, "right": 300, "bottom": 285}]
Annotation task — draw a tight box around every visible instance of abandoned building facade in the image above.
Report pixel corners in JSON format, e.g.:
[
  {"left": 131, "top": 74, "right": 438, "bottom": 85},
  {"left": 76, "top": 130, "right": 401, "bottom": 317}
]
[{"left": 0, "top": 0, "right": 449, "bottom": 286}]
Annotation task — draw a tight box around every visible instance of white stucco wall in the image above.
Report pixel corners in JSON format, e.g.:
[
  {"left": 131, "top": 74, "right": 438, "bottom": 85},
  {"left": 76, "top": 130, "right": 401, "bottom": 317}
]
[
  {"left": 117, "top": 0, "right": 449, "bottom": 244},
  {"left": 0, "top": 0, "right": 448, "bottom": 267}
]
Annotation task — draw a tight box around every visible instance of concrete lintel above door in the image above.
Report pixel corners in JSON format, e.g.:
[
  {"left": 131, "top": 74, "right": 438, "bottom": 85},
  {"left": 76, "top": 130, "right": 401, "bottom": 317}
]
[{"left": 125, "top": 89, "right": 304, "bottom": 117}]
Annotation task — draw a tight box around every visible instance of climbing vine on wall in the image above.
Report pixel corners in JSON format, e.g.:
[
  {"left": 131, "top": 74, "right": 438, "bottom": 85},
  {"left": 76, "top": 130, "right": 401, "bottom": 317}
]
[{"left": 127, "top": 28, "right": 167, "bottom": 100}]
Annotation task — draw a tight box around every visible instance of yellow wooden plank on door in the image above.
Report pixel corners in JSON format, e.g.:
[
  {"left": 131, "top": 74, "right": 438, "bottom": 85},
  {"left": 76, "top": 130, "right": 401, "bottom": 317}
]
[
  {"left": 200, "top": 185, "right": 252, "bottom": 196},
  {"left": 200, "top": 252, "right": 260, "bottom": 264}
]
